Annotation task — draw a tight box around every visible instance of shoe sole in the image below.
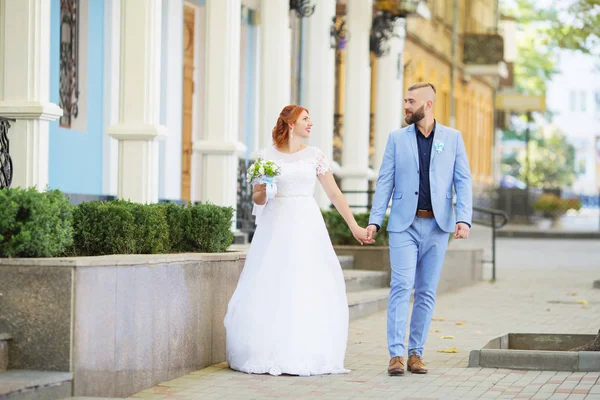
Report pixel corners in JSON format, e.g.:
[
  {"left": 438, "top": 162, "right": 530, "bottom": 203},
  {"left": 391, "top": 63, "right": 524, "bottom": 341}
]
[
  {"left": 388, "top": 370, "right": 405, "bottom": 376},
  {"left": 407, "top": 367, "right": 427, "bottom": 374}
]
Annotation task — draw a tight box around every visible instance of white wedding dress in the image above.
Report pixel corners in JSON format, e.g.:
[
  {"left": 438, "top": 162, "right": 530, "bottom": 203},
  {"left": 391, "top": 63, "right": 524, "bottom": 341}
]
[{"left": 224, "top": 145, "right": 350, "bottom": 376}]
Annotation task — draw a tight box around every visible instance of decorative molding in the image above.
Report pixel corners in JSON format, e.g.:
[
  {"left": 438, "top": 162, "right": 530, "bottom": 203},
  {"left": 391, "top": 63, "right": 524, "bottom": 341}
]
[
  {"left": 193, "top": 140, "right": 247, "bottom": 155},
  {"left": 107, "top": 123, "right": 168, "bottom": 141},
  {"left": 0, "top": 102, "right": 63, "bottom": 121}
]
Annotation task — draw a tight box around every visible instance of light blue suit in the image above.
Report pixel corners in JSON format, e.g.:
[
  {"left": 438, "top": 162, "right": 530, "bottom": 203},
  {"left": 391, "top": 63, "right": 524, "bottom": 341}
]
[{"left": 369, "top": 123, "right": 472, "bottom": 358}]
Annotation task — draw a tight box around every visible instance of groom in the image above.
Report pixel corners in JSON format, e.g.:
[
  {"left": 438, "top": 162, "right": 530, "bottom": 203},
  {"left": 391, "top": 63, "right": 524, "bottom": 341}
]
[{"left": 366, "top": 82, "right": 473, "bottom": 375}]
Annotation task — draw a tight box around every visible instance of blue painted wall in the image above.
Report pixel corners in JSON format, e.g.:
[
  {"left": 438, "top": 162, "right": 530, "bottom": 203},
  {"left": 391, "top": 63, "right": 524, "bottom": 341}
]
[{"left": 48, "top": 0, "right": 104, "bottom": 195}]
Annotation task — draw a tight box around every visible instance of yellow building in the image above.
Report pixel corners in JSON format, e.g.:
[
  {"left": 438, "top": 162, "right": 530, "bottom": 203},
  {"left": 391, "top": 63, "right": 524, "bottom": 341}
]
[{"left": 334, "top": 0, "right": 505, "bottom": 189}]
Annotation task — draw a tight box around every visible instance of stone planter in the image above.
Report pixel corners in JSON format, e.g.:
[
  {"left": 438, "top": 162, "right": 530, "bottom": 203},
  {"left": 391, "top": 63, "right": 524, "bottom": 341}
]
[
  {"left": 333, "top": 245, "right": 483, "bottom": 295},
  {"left": 0, "top": 252, "right": 246, "bottom": 398},
  {"left": 469, "top": 333, "right": 600, "bottom": 371}
]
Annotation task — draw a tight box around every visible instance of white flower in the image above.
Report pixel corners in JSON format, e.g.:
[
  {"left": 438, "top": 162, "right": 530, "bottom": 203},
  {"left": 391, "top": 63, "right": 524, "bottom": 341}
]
[{"left": 258, "top": 166, "right": 265, "bottom": 175}]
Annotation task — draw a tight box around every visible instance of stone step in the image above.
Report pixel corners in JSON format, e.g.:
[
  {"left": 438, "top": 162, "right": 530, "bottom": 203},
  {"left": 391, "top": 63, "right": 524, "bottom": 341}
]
[
  {"left": 338, "top": 255, "right": 354, "bottom": 270},
  {"left": 347, "top": 288, "right": 389, "bottom": 321},
  {"left": 0, "top": 370, "right": 72, "bottom": 400},
  {"left": 343, "top": 269, "right": 388, "bottom": 292},
  {"left": 0, "top": 333, "right": 11, "bottom": 372}
]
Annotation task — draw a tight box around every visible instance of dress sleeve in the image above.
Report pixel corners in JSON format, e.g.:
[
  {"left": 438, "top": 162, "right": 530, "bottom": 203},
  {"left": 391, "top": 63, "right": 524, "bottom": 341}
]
[{"left": 315, "top": 148, "right": 332, "bottom": 176}]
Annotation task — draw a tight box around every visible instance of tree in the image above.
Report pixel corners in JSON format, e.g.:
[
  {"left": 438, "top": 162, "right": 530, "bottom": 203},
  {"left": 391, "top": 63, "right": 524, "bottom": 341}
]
[
  {"left": 544, "top": 0, "right": 600, "bottom": 55},
  {"left": 516, "top": 125, "right": 577, "bottom": 188}
]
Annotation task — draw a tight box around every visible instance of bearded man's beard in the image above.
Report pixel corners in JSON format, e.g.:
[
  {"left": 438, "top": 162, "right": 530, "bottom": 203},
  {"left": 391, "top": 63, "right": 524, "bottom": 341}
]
[{"left": 405, "top": 105, "right": 425, "bottom": 125}]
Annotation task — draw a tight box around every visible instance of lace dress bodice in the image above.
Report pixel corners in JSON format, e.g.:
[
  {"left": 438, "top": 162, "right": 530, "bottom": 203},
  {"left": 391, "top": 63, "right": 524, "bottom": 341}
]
[{"left": 257, "top": 145, "right": 331, "bottom": 197}]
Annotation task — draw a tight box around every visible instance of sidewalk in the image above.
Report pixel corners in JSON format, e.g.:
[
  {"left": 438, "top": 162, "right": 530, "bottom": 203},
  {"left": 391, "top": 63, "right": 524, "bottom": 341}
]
[{"left": 130, "top": 239, "right": 600, "bottom": 400}]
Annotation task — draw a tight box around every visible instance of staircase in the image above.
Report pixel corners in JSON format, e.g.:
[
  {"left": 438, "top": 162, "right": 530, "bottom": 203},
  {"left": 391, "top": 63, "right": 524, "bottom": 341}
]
[
  {"left": 341, "top": 255, "right": 390, "bottom": 320},
  {"left": 0, "top": 333, "right": 72, "bottom": 400}
]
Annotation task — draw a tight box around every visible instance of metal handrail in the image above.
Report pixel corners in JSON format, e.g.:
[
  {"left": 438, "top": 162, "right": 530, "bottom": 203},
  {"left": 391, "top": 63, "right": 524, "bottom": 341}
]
[
  {"left": 472, "top": 205, "right": 509, "bottom": 282},
  {"left": 340, "top": 189, "right": 509, "bottom": 282}
]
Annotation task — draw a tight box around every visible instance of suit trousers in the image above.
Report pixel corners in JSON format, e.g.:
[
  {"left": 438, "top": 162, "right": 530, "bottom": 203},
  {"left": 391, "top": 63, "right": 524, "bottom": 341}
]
[{"left": 387, "top": 216, "right": 449, "bottom": 358}]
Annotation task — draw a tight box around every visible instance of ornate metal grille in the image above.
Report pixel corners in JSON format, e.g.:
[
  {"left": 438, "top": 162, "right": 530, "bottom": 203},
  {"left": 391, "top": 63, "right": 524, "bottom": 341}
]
[
  {"left": 59, "top": 0, "right": 80, "bottom": 128},
  {"left": 0, "top": 117, "right": 14, "bottom": 189},
  {"left": 237, "top": 158, "right": 257, "bottom": 238},
  {"left": 463, "top": 34, "right": 504, "bottom": 65}
]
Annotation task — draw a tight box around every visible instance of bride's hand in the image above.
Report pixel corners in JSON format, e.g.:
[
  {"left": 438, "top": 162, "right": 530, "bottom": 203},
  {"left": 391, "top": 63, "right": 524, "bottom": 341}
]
[
  {"left": 253, "top": 184, "right": 267, "bottom": 205},
  {"left": 351, "top": 226, "right": 371, "bottom": 246}
]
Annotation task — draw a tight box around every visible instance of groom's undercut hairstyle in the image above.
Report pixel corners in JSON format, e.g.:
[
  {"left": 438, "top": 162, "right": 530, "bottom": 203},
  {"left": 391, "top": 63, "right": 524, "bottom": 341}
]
[{"left": 408, "top": 82, "right": 436, "bottom": 94}]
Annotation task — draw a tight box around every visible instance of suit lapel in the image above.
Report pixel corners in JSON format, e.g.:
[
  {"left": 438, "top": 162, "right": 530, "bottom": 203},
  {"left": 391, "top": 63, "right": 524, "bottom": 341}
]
[
  {"left": 430, "top": 124, "right": 445, "bottom": 168},
  {"left": 406, "top": 125, "right": 419, "bottom": 169}
]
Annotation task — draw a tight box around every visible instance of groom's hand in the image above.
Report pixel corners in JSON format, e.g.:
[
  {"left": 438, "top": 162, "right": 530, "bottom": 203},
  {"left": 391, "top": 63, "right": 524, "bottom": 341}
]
[
  {"left": 454, "top": 222, "right": 470, "bottom": 239},
  {"left": 366, "top": 225, "right": 378, "bottom": 244}
]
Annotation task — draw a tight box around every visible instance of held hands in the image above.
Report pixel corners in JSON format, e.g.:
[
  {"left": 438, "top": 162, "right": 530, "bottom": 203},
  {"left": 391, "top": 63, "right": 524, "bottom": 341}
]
[
  {"left": 253, "top": 184, "right": 267, "bottom": 205},
  {"left": 351, "top": 225, "right": 376, "bottom": 246},
  {"left": 454, "top": 222, "right": 470, "bottom": 239},
  {"left": 365, "top": 225, "right": 378, "bottom": 243}
]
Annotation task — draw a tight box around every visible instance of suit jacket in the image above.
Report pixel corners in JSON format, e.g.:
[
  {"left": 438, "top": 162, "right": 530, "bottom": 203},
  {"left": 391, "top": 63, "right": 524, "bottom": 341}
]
[{"left": 368, "top": 123, "right": 473, "bottom": 233}]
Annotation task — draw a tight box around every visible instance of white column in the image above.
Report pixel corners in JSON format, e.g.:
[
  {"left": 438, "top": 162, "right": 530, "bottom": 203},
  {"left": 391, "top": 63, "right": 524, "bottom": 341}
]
[
  {"left": 340, "top": 0, "right": 372, "bottom": 208},
  {"left": 0, "top": 0, "right": 62, "bottom": 190},
  {"left": 194, "top": 0, "right": 245, "bottom": 225},
  {"left": 259, "top": 0, "right": 291, "bottom": 149},
  {"left": 302, "top": 0, "right": 336, "bottom": 209},
  {"left": 374, "top": 18, "right": 406, "bottom": 172},
  {"left": 102, "top": 0, "right": 120, "bottom": 196},
  {"left": 107, "top": 0, "right": 167, "bottom": 204},
  {"left": 159, "top": 0, "right": 184, "bottom": 201}
]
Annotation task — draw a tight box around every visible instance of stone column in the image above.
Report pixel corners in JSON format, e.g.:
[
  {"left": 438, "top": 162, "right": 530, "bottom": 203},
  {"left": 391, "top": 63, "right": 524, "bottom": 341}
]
[
  {"left": 0, "top": 0, "right": 62, "bottom": 190},
  {"left": 340, "top": 0, "right": 373, "bottom": 208},
  {"left": 302, "top": 0, "right": 336, "bottom": 209},
  {"left": 259, "top": 0, "right": 291, "bottom": 150},
  {"left": 193, "top": 0, "right": 246, "bottom": 225},
  {"left": 107, "top": 0, "right": 167, "bottom": 203},
  {"left": 374, "top": 18, "right": 406, "bottom": 173}
]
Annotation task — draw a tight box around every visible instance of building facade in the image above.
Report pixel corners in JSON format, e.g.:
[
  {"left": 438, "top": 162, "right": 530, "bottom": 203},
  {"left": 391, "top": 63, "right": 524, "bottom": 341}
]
[{"left": 0, "top": 0, "right": 508, "bottom": 228}]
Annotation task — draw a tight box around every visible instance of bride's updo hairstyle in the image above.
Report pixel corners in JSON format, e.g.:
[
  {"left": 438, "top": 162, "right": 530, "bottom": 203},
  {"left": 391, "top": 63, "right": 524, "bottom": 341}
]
[{"left": 272, "top": 104, "right": 309, "bottom": 148}]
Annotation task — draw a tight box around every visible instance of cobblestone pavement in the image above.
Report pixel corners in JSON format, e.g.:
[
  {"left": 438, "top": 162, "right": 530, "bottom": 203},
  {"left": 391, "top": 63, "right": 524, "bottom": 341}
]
[{"left": 131, "top": 239, "right": 600, "bottom": 399}]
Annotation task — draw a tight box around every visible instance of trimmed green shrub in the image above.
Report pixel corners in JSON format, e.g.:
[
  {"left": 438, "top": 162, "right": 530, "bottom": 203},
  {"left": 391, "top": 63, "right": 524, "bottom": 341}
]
[
  {"left": 71, "top": 200, "right": 233, "bottom": 256},
  {"left": 321, "top": 210, "right": 389, "bottom": 246},
  {"left": 184, "top": 202, "right": 234, "bottom": 253},
  {"left": 0, "top": 188, "right": 74, "bottom": 257},
  {"left": 152, "top": 202, "right": 190, "bottom": 253}
]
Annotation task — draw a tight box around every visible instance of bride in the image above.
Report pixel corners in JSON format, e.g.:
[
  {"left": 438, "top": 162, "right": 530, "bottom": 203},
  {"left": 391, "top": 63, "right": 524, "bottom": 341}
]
[{"left": 224, "top": 104, "right": 373, "bottom": 376}]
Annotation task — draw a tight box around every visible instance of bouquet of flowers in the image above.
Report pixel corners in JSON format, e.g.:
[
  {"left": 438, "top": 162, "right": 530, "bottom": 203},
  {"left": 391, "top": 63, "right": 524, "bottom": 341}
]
[{"left": 246, "top": 158, "right": 282, "bottom": 201}]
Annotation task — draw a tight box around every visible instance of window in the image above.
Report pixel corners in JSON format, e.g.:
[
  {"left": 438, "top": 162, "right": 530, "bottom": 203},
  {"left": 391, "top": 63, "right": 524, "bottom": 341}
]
[
  {"left": 595, "top": 91, "right": 600, "bottom": 114},
  {"left": 580, "top": 91, "right": 587, "bottom": 112},
  {"left": 569, "top": 90, "right": 577, "bottom": 112}
]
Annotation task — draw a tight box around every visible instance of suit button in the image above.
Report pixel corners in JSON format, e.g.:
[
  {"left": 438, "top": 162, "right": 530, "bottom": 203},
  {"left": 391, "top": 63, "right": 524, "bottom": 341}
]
[{"left": 414, "top": 192, "right": 418, "bottom": 195}]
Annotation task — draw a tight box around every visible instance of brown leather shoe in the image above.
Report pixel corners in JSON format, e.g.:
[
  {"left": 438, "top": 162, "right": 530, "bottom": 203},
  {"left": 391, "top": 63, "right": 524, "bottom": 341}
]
[
  {"left": 388, "top": 356, "right": 405, "bottom": 376},
  {"left": 407, "top": 354, "right": 428, "bottom": 374}
]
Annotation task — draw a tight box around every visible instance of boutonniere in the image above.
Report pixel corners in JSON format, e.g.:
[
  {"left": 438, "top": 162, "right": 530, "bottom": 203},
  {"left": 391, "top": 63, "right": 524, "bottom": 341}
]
[{"left": 434, "top": 139, "right": 444, "bottom": 153}]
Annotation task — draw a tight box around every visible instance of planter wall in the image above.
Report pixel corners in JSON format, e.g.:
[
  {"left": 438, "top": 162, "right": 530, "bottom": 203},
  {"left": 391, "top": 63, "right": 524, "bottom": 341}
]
[{"left": 0, "top": 253, "right": 245, "bottom": 397}]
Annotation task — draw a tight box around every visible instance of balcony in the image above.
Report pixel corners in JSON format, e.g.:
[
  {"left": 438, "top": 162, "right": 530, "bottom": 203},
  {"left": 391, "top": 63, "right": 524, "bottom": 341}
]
[{"left": 463, "top": 33, "right": 508, "bottom": 82}]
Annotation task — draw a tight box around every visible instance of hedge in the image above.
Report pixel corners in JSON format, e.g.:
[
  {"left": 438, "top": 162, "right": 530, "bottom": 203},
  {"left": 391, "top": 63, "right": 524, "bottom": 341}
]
[{"left": 0, "top": 188, "right": 234, "bottom": 257}]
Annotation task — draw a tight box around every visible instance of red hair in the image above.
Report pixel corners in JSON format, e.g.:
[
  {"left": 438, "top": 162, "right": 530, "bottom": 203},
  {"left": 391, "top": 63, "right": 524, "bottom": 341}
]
[{"left": 272, "top": 104, "right": 309, "bottom": 148}]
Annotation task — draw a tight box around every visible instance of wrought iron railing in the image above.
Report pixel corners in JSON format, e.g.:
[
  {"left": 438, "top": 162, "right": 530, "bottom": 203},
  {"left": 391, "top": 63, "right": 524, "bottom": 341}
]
[
  {"left": 237, "top": 158, "right": 256, "bottom": 237},
  {"left": 0, "top": 117, "right": 15, "bottom": 189},
  {"left": 463, "top": 33, "right": 504, "bottom": 65}
]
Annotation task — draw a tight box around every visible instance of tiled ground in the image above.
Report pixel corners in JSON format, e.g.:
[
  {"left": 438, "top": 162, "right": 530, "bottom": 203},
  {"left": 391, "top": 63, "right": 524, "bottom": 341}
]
[{"left": 130, "top": 239, "right": 600, "bottom": 399}]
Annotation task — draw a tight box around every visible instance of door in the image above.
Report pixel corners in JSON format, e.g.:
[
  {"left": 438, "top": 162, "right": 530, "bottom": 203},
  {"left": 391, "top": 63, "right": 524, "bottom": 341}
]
[{"left": 181, "top": 5, "right": 195, "bottom": 202}]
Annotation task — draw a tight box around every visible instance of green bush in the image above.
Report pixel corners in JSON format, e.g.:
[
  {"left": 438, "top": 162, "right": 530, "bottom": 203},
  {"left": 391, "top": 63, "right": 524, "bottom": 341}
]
[
  {"left": 72, "top": 200, "right": 170, "bottom": 256},
  {"left": 321, "top": 209, "right": 389, "bottom": 246},
  {"left": 0, "top": 188, "right": 73, "bottom": 257},
  {"left": 533, "top": 193, "right": 582, "bottom": 218},
  {"left": 184, "top": 203, "right": 234, "bottom": 253},
  {"left": 152, "top": 202, "right": 190, "bottom": 253},
  {"left": 71, "top": 200, "right": 233, "bottom": 256}
]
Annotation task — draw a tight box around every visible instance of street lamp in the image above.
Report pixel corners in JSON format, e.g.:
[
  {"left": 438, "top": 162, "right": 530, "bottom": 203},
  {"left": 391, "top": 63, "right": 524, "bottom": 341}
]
[{"left": 371, "top": 0, "right": 430, "bottom": 58}]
